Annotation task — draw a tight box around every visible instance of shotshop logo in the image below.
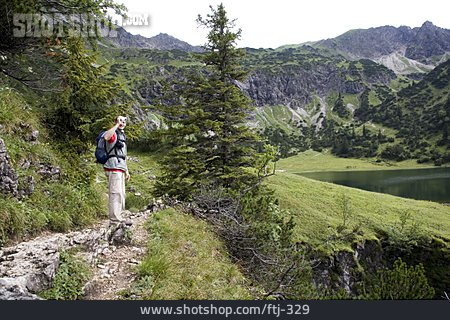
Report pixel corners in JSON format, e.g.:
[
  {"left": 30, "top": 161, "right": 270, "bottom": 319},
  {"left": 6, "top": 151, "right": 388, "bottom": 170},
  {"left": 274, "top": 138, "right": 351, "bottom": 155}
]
[{"left": 12, "top": 13, "right": 150, "bottom": 38}]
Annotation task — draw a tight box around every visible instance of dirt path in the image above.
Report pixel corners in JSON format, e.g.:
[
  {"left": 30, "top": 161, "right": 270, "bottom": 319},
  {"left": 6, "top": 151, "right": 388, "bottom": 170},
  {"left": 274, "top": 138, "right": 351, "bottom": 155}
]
[
  {"left": 0, "top": 208, "right": 159, "bottom": 300},
  {"left": 84, "top": 211, "right": 150, "bottom": 300}
]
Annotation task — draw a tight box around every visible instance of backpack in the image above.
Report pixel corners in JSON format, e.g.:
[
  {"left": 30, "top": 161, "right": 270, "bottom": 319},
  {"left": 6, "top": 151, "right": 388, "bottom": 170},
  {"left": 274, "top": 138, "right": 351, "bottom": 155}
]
[
  {"left": 94, "top": 130, "right": 127, "bottom": 164},
  {"left": 94, "top": 131, "right": 110, "bottom": 164}
]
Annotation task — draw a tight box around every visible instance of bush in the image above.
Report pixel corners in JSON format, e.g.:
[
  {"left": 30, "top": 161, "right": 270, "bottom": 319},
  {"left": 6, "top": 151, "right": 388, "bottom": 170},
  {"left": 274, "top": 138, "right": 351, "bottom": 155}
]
[
  {"left": 417, "top": 156, "right": 430, "bottom": 164},
  {"left": 434, "top": 158, "right": 443, "bottom": 166},
  {"left": 383, "top": 210, "right": 428, "bottom": 255},
  {"left": 360, "top": 258, "right": 435, "bottom": 299},
  {"left": 380, "top": 144, "right": 409, "bottom": 161},
  {"left": 39, "top": 250, "right": 91, "bottom": 300},
  {"left": 240, "top": 186, "right": 295, "bottom": 248},
  {"left": 189, "top": 184, "right": 317, "bottom": 299}
]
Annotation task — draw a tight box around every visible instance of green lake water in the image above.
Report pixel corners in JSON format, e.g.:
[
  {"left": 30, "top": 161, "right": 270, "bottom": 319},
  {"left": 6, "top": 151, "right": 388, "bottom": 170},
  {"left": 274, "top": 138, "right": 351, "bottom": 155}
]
[{"left": 298, "top": 168, "right": 450, "bottom": 203}]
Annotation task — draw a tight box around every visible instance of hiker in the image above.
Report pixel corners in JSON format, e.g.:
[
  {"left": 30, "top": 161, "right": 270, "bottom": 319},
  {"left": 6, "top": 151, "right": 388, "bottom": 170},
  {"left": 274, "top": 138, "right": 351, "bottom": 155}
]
[{"left": 103, "top": 116, "right": 132, "bottom": 225}]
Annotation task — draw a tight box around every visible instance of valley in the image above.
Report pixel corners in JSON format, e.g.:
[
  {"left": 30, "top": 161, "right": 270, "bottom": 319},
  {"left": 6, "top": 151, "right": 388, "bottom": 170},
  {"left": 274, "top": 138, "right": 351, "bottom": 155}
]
[{"left": 1, "top": 1, "right": 449, "bottom": 301}]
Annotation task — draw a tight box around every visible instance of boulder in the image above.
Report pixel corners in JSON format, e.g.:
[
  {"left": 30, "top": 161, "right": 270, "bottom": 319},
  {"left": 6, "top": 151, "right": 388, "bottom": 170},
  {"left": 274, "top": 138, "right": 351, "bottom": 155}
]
[
  {"left": 0, "top": 227, "right": 108, "bottom": 300},
  {"left": 0, "top": 138, "right": 19, "bottom": 197},
  {"left": 37, "top": 163, "right": 61, "bottom": 181}
]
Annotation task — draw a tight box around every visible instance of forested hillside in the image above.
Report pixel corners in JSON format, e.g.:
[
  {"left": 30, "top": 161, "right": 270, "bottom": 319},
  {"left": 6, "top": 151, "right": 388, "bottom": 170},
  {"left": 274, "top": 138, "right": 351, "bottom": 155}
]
[{"left": 100, "top": 36, "right": 450, "bottom": 164}]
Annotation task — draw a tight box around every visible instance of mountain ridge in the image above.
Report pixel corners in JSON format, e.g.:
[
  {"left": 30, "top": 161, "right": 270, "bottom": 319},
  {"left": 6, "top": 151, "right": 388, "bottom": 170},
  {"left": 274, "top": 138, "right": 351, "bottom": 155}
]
[
  {"left": 107, "top": 27, "right": 203, "bottom": 52},
  {"left": 110, "top": 21, "right": 450, "bottom": 74},
  {"left": 310, "top": 21, "right": 450, "bottom": 73}
]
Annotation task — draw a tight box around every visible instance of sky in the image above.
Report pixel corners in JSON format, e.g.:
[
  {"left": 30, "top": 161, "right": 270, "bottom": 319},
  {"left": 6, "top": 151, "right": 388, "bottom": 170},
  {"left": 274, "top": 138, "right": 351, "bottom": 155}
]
[{"left": 114, "top": 0, "right": 450, "bottom": 48}]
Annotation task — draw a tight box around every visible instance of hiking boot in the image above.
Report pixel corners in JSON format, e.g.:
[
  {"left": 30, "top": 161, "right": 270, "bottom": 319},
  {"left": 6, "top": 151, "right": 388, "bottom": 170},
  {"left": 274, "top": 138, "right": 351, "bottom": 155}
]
[
  {"left": 109, "top": 219, "right": 132, "bottom": 226},
  {"left": 109, "top": 220, "right": 122, "bottom": 227},
  {"left": 123, "top": 219, "right": 133, "bottom": 226}
]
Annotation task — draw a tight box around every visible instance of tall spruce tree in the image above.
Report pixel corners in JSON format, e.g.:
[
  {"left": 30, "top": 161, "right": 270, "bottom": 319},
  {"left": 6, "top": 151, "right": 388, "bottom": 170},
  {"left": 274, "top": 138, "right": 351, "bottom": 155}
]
[
  {"left": 155, "top": 6, "right": 303, "bottom": 298},
  {"left": 333, "top": 93, "right": 350, "bottom": 118},
  {"left": 155, "top": 4, "right": 263, "bottom": 200}
]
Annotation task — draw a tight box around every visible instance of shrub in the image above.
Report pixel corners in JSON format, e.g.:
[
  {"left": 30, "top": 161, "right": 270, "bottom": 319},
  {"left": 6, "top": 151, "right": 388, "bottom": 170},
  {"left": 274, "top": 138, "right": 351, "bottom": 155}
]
[
  {"left": 360, "top": 258, "right": 435, "bottom": 299},
  {"left": 189, "top": 184, "right": 317, "bottom": 299},
  {"left": 40, "top": 250, "right": 91, "bottom": 300},
  {"left": 380, "top": 144, "right": 409, "bottom": 161}
]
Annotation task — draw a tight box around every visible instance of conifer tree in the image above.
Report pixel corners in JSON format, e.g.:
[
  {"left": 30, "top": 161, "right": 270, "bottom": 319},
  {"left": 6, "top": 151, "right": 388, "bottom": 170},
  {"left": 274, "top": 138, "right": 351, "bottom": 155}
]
[
  {"left": 355, "top": 90, "right": 371, "bottom": 121},
  {"left": 47, "top": 37, "right": 130, "bottom": 154},
  {"left": 155, "top": 4, "right": 264, "bottom": 200},
  {"left": 362, "top": 124, "right": 367, "bottom": 137},
  {"left": 333, "top": 93, "right": 350, "bottom": 118}
]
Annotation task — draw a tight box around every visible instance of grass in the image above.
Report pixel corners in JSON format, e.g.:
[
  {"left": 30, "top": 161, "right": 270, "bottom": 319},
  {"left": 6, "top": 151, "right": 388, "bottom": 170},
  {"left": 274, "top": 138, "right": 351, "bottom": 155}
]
[
  {"left": 276, "top": 149, "right": 433, "bottom": 173},
  {"left": 389, "top": 76, "right": 414, "bottom": 91},
  {"left": 39, "top": 249, "right": 92, "bottom": 300},
  {"left": 337, "top": 61, "right": 350, "bottom": 69},
  {"left": 267, "top": 150, "right": 450, "bottom": 256},
  {"left": 122, "top": 208, "right": 253, "bottom": 300},
  {"left": 168, "top": 60, "right": 202, "bottom": 67},
  {"left": 342, "top": 94, "right": 359, "bottom": 108},
  {"left": 126, "top": 151, "right": 159, "bottom": 211},
  {"left": 368, "top": 91, "right": 381, "bottom": 106},
  {"left": 268, "top": 172, "right": 450, "bottom": 251},
  {"left": 0, "top": 88, "right": 106, "bottom": 246},
  {"left": 255, "top": 105, "right": 295, "bottom": 132},
  {"left": 356, "top": 122, "right": 398, "bottom": 138}
]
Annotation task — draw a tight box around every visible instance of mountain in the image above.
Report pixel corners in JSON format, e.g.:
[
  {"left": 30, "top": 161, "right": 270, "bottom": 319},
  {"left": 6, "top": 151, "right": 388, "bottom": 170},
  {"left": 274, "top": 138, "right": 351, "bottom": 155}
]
[
  {"left": 312, "top": 21, "right": 450, "bottom": 74},
  {"left": 107, "top": 41, "right": 450, "bottom": 162},
  {"left": 99, "top": 20, "right": 450, "bottom": 163},
  {"left": 124, "top": 46, "right": 396, "bottom": 127},
  {"left": 107, "top": 21, "right": 450, "bottom": 75},
  {"left": 356, "top": 58, "right": 450, "bottom": 155},
  {"left": 107, "top": 27, "right": 202, "bottom": 52},
  {"left": 405, "top": 21, "right": 450, "bottom": 63},
  {"left": 242, "top": 47, "right": 395, "bottom": 105}
]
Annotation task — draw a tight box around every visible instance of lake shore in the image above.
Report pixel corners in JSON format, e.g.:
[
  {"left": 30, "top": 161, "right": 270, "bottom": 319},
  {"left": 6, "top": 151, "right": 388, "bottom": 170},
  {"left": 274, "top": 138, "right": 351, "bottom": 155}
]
[{"left": 277, "top": 149, "right": 447, "bottom": 173}]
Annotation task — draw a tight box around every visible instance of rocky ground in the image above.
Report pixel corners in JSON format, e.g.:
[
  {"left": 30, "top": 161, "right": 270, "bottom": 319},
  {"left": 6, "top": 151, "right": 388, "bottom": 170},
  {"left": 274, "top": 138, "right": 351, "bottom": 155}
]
[
  {"left": 83, "top": 210, "right": 150, "bottom": 300},
  {"left": 0, "top": 202, "right": 165, "bottom": 300}
]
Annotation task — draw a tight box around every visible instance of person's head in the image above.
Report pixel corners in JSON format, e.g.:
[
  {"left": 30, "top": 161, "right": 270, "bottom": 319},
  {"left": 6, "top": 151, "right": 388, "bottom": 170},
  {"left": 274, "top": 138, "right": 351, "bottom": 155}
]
[{"left": 116, "top": 116, "right": 127, "bottom": 130}]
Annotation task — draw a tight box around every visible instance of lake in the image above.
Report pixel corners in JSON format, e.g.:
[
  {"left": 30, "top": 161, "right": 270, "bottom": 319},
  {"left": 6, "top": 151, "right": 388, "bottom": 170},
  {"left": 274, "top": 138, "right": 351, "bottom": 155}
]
[{"left": 298, "top": 167, "right": 450, "bottom": 203}]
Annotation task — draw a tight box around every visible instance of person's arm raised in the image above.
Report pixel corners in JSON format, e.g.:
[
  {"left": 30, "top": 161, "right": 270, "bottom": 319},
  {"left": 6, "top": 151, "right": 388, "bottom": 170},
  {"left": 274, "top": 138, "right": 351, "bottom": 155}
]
[{"left": 104, "top": 119, "right": 120, "bottom": 141}]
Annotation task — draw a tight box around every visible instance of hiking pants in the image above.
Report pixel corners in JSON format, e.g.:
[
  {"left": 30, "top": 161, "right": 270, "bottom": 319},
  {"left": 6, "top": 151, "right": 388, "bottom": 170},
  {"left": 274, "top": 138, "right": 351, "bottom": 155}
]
[{"left": 105, "top": 171, "right": 126, "bottom": 222}]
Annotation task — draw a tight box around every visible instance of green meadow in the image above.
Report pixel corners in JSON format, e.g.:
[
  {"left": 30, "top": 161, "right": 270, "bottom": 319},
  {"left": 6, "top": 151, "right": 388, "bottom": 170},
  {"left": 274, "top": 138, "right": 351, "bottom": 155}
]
[
  {"left": 276, "top": 149, "right": 435, "bottom": 173},
  {"left": 267, "top": 150, "right": 450, "bottom": 253}
]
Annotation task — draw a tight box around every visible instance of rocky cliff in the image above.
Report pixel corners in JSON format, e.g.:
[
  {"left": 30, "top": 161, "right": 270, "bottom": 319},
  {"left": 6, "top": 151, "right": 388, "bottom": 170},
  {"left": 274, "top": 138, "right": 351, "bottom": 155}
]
[
  {"left": 134, "top": 47, "right": 395, "bottom": 111},
  {"left": 241, "top": 58, "right": 394, "bottom": 108}
]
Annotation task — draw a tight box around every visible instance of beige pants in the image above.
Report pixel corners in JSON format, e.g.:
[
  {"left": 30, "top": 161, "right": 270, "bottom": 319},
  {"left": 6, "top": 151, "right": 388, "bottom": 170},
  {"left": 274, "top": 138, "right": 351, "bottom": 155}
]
[{"left": 105, "top": 171, "right": 126, "bottom": 222}]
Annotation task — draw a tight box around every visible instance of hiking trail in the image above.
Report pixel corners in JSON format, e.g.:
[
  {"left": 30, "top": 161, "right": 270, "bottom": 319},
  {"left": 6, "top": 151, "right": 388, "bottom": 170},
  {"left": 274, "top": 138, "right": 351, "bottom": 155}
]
[{"left": 0, "top": 205, "right": 164, "bottom": 300}]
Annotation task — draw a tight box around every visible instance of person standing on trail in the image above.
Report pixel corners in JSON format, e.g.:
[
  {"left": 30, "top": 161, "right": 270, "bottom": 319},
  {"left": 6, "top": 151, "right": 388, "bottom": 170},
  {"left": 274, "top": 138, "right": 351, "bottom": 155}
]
[{"left": 103, "top": 116, "right": 132, "bottom": 225}]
